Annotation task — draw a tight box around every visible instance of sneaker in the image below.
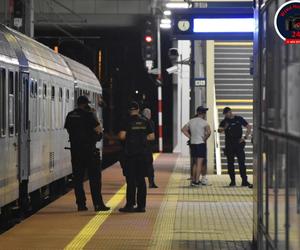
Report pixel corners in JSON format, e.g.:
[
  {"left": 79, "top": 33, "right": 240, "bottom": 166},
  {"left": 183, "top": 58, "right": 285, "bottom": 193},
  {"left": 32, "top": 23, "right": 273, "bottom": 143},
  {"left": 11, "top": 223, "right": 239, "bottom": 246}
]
[
  {"left": 201, "top": 177, "right": 208, "bottom": 186},
  {"left": 94, "top": 205, "right": 110, "bottom": 212},
  {"left": 229, "top": 181, "right": 236, "bottom": 187},
  {"left": 134, "top": 207, "right": 146, "bottom": 213},
  {"left": 119, "top": 206, "right": 135, "bottom": 213},
  {"left": 191, "top": 181, "right": 201, "bottom": 187},
  {"left": 77, "top": 205, "right": 88, "bottom": 212}
]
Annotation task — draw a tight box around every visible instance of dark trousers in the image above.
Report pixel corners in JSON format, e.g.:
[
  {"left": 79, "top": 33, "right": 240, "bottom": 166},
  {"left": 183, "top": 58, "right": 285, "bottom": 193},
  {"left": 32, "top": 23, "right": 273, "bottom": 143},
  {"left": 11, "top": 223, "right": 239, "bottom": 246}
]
[
  {"left": 225, "top": 141, "right": 248, "bottom": 183},
  {"left": 147, "top": 153, "right": 155, "bottom": 180},
  {"left": 124, "top": 155, "right": 147, "bottom": 208},
  {"left": 71, "top": 147, "right": 104, "bottom": 207},
  {"left": 125, "top": 175, "right": 147, "bottom": 208}
]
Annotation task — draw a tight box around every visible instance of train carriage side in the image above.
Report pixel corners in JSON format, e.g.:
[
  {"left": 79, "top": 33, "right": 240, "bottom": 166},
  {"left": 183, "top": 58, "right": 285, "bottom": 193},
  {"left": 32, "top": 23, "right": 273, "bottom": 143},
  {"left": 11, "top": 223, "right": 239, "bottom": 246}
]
[
  {"left": 0, "top": 28, "right": 20, "bottom": 210},
  {"left": 4, "top": 26, "right": 75, "bottom": 200}
]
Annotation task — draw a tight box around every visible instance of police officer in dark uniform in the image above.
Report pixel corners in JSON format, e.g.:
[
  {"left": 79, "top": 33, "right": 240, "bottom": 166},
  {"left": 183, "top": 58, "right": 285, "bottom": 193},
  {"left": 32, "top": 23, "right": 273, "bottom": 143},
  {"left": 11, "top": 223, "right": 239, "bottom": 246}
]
[
  {"left": 142, "top": 108, "right": 158, "bottom": 188},
  {"left": 64, "top": 96, "right": 110, "bottom": 212},
  {"left": 218, "top": 107, "right": 253, "bottom": 188},
  {"left": 118, "top": 102, "right": 155, "bottom": 213}
]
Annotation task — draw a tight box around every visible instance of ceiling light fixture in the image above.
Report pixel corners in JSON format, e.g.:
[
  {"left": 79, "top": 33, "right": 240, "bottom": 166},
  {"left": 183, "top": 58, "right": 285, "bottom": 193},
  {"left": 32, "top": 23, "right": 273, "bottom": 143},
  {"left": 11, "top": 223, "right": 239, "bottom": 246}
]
[
  {"left": 166, "top": 2, "right": 190, "bottom": 9},
  {"left": 163, "top": 10, "right": 172, "bottom": 16}
]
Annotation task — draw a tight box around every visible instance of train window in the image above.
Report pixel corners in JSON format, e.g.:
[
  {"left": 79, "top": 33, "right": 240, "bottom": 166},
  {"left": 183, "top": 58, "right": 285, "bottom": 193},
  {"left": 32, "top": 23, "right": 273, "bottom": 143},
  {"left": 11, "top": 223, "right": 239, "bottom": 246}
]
[
  {"left": 0, "top": 68, "right": 6, "bottom": 136},
  {"left": 15, "top": 72, "right": 19, "bottom": 135},
  {"left": 43, "top": 84, "right": 47, "bottom": 99},
  {"left": 66, "top": 89, "right": 70, "bottom": 102},
  {"left": 51, "top": 86, "right": 55, "bottom": 100},
  {"left": 59, "top": 87, "right": 63, "bottom": 102},
  {"left": 8, "top": 72, "right": 14, "bottom": 95},
  {"left": 8, "top": 72, "right": 15, "bottom": 135},
  {"left": 35, "top": 81, "right": 38, "bottom": 97},
  {"left": 30, "top": 79, "right": 35, "bottom": 97},
  {"left": 25, "top": 78, "right": 29, "bottom": 131}
]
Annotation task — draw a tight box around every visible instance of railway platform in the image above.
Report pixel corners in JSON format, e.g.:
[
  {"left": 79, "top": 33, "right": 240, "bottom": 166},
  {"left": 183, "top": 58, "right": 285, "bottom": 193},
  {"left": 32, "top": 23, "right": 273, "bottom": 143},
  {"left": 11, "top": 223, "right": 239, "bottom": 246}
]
[{"left": 0, "top": 154, "right": 253, "bottom": 250}]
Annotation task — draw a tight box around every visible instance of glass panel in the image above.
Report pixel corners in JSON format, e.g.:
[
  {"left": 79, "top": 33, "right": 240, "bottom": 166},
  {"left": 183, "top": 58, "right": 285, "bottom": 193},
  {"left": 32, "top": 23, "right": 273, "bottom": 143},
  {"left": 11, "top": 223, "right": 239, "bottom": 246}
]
[
  {"left": 59, "top": 88, "right": 62, "bottom": 102},
  {"left": 66, "top": 89, "right": 69, "bottom": 102},
  {"left": 51, "top": 86, "right": 55, "bottom": 100},
  {"left": 15, "top": 72, "right": 19, "bottom": 134},
  {"left": 0, "top": 68, "right": 6, "bottom": 136},
  {"left": 277, "top": 139, "right": 287, "bottom": 249},
  {"left": 286, "top": 61, "right": 300, "bottom": 137},
  {"left": 262, "top": 137, "right": 267, "bottom": 228},
  {"left": 288, "top": 142, "right": 300, "bottom": 250},
  {"left": 8, "top": 71, "right": 14, "bottom": 95},
  {"left": 267, "top": 137, "right": 276, "bottom": 241},
  {"left": 30, "top": 79, "right": 35, "bottom": 97},
  {"left": 43, "top": 84, "right": 47, "bottom": 99},
  {"left": 8, "top": 72, "right": 14, "bottom": 135}
]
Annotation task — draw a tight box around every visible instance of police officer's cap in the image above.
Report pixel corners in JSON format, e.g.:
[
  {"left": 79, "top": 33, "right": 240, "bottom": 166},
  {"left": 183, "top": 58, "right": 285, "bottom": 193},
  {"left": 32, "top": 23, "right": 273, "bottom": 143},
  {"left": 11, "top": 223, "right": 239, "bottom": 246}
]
[
  {"left": 128, "top": 101, "right": 139, "bottom": 111},
  {"left": 196, "top": 106, "right": 209, "bottom": 114},
  {"left": 223, "top": 107, "right": 232, "bottom": 114},
  {"left": 77, "top": 96, "right": 91, "bottom": 105}
]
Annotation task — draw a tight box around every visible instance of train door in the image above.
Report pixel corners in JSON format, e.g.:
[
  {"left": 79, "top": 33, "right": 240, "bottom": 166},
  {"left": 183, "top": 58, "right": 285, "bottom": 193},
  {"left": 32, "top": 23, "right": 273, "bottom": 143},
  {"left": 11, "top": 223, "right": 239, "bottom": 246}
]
[{"left": 18, "top": 72, "right": 30, "bottom": 183}]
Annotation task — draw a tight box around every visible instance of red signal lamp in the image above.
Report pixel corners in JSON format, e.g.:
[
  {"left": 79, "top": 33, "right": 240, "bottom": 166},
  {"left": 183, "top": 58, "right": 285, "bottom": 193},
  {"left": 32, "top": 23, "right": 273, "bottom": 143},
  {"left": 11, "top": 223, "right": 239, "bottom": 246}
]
[{"left": 145, "top": 35, "right": 153, "bottom": 43}]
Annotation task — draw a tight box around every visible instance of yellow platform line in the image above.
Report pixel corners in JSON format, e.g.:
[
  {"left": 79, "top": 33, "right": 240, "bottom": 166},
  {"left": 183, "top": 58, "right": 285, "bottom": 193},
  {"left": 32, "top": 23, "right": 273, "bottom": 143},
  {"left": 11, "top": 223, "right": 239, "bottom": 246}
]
[
  {"left": 217, "top": 105, "right": 253, "bottom": 110},
  {"left": 215, "top": 42, "right": 253, "bottom": 46},
  {"left": 64, "top": 153, "right": 160, "bottom": 250},
  {"left": 216, "top": 99, "right": 253, "bottom": 103}
]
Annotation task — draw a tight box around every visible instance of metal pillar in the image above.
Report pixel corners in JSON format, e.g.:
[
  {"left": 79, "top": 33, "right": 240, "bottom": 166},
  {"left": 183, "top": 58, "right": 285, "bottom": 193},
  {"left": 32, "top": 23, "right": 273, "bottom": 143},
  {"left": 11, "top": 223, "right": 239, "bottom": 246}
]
[
  {"left": 157, "top": 17, "right": 163, "bottom": 152},
  {"left": 190, "top": 40, "right": 195, "bottom": 116},
  {"left": 24, "top": 0, "right": 34, "bottom": 37},
  {"left": 206, "top": 40, "right": 216, "bottom": 175}
]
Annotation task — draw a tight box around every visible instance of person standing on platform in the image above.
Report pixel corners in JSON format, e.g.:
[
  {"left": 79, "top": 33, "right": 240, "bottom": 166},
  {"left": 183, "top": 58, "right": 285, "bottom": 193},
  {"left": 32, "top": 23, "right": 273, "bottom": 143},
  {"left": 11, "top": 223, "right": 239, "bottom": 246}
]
[
  {"left": 181, "top": 106, "right": 211, "bottom": 187},
  {"left": 64, "top": 96, "right": 110, "bottom": 212},
  {"left": 142, "top": 108, "right": 158, "bottom": 189},
  {"left": 118, "top": 102, "right": 155, "bottom": 213},
  {"left": 218, "top": 107, "right": 253, "bottom": 188}
]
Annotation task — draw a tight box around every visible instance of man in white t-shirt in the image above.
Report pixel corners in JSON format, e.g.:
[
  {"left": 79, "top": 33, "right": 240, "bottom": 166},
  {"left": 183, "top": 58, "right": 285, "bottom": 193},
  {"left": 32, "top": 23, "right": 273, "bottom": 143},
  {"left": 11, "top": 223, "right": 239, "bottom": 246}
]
[{"left": 181, "top": 106, "right": 211, "bottom": 187}]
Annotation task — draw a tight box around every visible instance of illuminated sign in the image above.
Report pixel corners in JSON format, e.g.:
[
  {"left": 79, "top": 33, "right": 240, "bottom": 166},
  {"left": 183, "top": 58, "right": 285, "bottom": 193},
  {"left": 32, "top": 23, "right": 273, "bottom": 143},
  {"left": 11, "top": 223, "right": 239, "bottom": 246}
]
[
  {"left": 193, "top": 18, "right": 254, "bottom": 33},
  {"left": 172, "top": 8, "right": 254, "bottom": 40}
]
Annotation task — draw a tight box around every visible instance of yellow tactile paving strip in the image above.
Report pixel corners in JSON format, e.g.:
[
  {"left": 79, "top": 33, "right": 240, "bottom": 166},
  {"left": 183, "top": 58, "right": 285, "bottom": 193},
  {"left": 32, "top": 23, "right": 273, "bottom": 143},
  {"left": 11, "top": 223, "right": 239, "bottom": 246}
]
[{"left": 149, "top": 157, "right": 253, "bottom": 250}]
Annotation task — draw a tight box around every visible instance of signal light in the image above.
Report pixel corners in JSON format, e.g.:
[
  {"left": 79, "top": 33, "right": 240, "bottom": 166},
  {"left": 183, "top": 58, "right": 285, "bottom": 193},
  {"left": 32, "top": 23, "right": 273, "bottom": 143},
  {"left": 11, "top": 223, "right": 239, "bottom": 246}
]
[
  {"left": 145, "top": 36, "right": 153, "bottom": 43},
  {"left": 142, "top": 19, "right": 156, "bottom": 61}
]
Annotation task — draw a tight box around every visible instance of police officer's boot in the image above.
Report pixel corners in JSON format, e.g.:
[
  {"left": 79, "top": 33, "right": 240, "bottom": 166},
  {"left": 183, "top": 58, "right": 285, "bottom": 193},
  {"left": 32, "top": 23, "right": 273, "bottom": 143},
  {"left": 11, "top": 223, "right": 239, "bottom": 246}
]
[
  {"left": 119, "top": 206, "right": 135, "bottom": 213},
  {"left": 94, "top": 204, "right": 110, "bottom": 212},
  {"left": 77, "top": 204, "right": 88, "bottom": 212},
  {"left": 229, "top": 178, "right": 236, "bottom": 187},
  {"left": 241, "top": 179, "right": 253, "bottom": 188},
  {"left": 148, "top": 177, "right": 158, "bottom": 188}
]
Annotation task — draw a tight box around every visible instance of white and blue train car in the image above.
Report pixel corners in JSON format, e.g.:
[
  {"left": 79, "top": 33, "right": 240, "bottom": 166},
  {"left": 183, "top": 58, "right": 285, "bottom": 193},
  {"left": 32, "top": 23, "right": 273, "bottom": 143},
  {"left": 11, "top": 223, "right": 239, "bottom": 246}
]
[{"left": 0, "top": 25, "right": 103, "bottom": 214}]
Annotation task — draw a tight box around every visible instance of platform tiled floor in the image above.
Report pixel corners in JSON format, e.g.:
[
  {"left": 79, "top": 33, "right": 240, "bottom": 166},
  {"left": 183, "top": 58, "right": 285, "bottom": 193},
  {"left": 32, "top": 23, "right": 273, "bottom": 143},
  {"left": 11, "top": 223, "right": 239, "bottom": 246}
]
[
  {"left": 150, "top": 157, "right": 253, "bottom": 250},
  {"left": 0, "top": 154, "right": 253, "bottom": 250}
]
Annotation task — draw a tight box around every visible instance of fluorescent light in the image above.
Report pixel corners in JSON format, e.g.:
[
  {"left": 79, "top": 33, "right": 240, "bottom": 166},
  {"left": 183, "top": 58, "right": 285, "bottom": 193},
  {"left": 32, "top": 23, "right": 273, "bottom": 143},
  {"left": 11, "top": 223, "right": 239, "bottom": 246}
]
[
  {"left": 163, "top": 10, "right": 172, "bottom": 16},
  {"left": 160, "top": 23, "right": 171, "bottom": 29},
  {"left": 161, "top": 18, "right": 171, "bottom": 24},
  {"left": 166, "top": 2, "right": 189, "bottom": 9},
  {"left": 193, "top": 18, "right": 254, "bottom": 33}
]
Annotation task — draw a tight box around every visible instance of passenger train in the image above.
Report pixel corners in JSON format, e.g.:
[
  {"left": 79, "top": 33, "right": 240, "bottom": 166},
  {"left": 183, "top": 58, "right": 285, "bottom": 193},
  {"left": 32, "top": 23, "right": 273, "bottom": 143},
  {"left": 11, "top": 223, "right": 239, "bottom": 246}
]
[{"left": 0, "top": 25, "right": 103, "bottom": 216}]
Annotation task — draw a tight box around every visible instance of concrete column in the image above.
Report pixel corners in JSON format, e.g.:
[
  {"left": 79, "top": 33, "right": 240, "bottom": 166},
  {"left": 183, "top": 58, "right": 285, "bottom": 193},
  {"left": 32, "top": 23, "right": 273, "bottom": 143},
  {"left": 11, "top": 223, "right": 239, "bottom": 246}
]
[
  {"left": 206, "top": 40, "right": 215, "bottom": 174},
  {"left": 173, "top": 40, "right": 191, "bottom": 156},
  {"left": 25, "top": 0, "right": 34, "bottom": 37}
]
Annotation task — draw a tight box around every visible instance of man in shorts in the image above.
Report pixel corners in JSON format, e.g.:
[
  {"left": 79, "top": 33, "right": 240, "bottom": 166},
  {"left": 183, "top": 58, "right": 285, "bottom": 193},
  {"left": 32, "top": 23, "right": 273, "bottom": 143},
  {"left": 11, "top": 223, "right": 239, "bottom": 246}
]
[{"left": 182, "top": 106, "right": 211, "bottom": 187}]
